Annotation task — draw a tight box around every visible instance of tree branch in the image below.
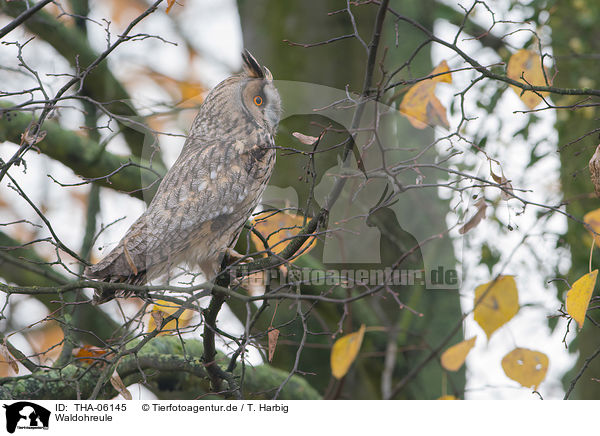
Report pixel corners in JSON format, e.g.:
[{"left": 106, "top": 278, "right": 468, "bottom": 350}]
[
  {"left": 0, "top": 101, "right": 165, "bottom": 200},
  {"left": 382, "top": 3, "right": 600, "bottom": 97},
  {"left": 0, "top": 0, "right": 167, "bottom": 184},
  {"left": 0, "top": 230, "right": 120, "bottom": 343},
  {"left": 0, "top": 0, "right": 53, "bottom": 39},
  {"left": 0, "top": 336, "right": 321, "bottom": 400}
]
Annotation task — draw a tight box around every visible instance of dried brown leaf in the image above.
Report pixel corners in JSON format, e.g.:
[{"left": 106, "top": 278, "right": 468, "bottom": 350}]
[
  {"left": 268, "top": 328, "right": 280, "bottom": 362},
  {"left": 490, "top": 169, "right": 514, "bottom": 201},
  {"left": 458, "top": 198, "right": 487, "bottom": 235},
  {"left": 589, "top": 145, "right": 600, "bottom": 198},
  {"left": 150, "top": 311, "right": 164, "bottom": 331},
  {"left": 490, "top": 170, "right": 502, "bottom": 184},
  {"left": 110, "top": 370, "right": 132, "bottom": 400},
  {"left": 292, "top": 132, "right": 319, "bottom": 145},
  {"left": 426, "top": 96, "right": 450, "bottom": 129},
  {"left": 0, "top": 342, "right": 18, "bottom": 374},
  {"left": 122, "top": 243, "right": 138, "bottom": 275},
  {"left": 21, "top": 129, "right": 46, "bottom": 146}
]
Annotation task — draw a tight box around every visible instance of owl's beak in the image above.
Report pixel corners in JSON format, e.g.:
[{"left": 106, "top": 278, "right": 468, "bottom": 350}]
[{"left": 266, "top": 108, "right": 280, "bottom": 133}]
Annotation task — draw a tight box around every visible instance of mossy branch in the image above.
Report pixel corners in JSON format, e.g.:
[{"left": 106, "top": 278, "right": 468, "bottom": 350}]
[
  {"left": 0, "top": 336, "right": 321, "bottom": 400},
  {"left": 0, "top": 101, "right": 165, "bottom": 201},
  {"left": 0, "top": 230, "right": 119, "bottom": 343}
]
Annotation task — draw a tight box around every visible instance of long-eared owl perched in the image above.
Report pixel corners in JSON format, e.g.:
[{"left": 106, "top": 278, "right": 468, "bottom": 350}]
[{"left": 86, "top": 51, "right": 281, "bottom": 303}]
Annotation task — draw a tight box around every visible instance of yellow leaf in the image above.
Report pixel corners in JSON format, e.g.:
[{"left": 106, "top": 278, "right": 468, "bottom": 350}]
[
  {"left": 178, "top": 80, "right": 207, "bottom": 107},
  {"left": 47, "top": 2, "right": 74, "bottom": 26},
  {"left": 583, "top": 209, "right": 600, "bottom": 246},
  {"left": 331, "top": 325, "right": 366, "bottom": 379},
  {"left": 473, "top": 276, "right": 519, "bottom": 339},
  {"left": 506, "top": 49, "right": 550, "bottom": 110},
  {"left": 25, "top": 320, "right": 64, "bottom": 364},
  {"left": 144, "top": 69, "right": 205, "bottom": 107},
  {"left": 501, "top": 348, "right": 549, "bottom": 389},
  {"left": 399, "top": 60, "right": 452, "bottom": 129},
  {"left": 250, "top": 212, "right": 317, "bottom": 261},
  {"left": 437, "top": 395, "right": 458, "bottom": 400},
  {"left": 440, "top": 336, "right": 477, "bottom": 371},
  {"left": 166, "top": 0, "right": 177, "bottom": 14},
  {"left": 107, "top": 0, "right": 147, "bottom": 27},
  {"left": 73, "top": 345, "right": 110, "bottom": 365},
  {"left": 147, "top": 300, "right": 194, "bottom": 334},
  {"left": 566, "top": 270, "right": 598, "bottom": 328},
  {"left": 426, "top": 95, "right": 450, "bottom": 129}
]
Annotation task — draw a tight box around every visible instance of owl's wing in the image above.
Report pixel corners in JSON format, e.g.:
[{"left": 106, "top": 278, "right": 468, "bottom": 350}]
[{"left": 86, "top": 137, "right": 269, "bottom": 283}]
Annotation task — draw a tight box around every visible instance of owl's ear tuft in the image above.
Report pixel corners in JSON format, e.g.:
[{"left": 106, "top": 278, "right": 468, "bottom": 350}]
[
  {"left": 242, "top": 49, "right": 265, "bottom": 79},
  {"left": 263, "top": 66, "right": 273, "bottom": 81}
]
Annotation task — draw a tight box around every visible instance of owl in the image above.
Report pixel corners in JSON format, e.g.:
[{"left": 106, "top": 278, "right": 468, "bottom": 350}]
[{"left": 86, "top": 50, "right": 281, "bottom": 303}]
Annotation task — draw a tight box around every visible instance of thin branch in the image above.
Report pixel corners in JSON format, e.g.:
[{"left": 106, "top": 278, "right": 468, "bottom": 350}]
[{"left": 0, "top": 0, "right": 54, "bottom": 39}]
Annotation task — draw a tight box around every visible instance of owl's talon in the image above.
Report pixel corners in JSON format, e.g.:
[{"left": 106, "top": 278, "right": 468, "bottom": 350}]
[{"left": 225, "top": 248, "right": 254, "bottom": 264}]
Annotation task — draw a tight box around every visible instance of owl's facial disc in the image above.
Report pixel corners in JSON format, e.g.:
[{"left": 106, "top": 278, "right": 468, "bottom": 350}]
[
  {"left": 242, "top": 79, "right": 281, "bottom": 134},
  {"left": 263, "top": 83, "right": 281, "bottom": 132}
]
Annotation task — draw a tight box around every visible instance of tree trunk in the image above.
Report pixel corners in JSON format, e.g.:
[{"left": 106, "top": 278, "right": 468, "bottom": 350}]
[
  {"left": 236, "top": 0, "right": 465, "bottom": 399},
  {"left": 550, "top": 0, "right": 600, "bottom": 399}
]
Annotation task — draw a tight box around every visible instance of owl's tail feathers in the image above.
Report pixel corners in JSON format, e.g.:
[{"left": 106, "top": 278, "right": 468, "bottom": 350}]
[{"left": 84, "top": 253, "right": 147, "bottom": 305}]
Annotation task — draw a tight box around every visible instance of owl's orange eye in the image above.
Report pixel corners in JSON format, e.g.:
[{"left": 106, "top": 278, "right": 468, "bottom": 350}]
[{"left": 253, "top": 95, "right": 263, "bottom": 106}]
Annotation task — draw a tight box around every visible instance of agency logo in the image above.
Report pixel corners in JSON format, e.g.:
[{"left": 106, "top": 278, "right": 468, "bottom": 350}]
[
  {"left": 3, "top": 402, "right": 50, "bottom": 433},
  {"left": 129, "top": 79, "right": 462, "bottom": 290}
]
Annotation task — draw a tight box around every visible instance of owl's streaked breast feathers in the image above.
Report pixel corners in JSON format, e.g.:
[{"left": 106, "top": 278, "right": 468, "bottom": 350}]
[{"left": 86, "top": 50, "right": 280, "bottom": 303}]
